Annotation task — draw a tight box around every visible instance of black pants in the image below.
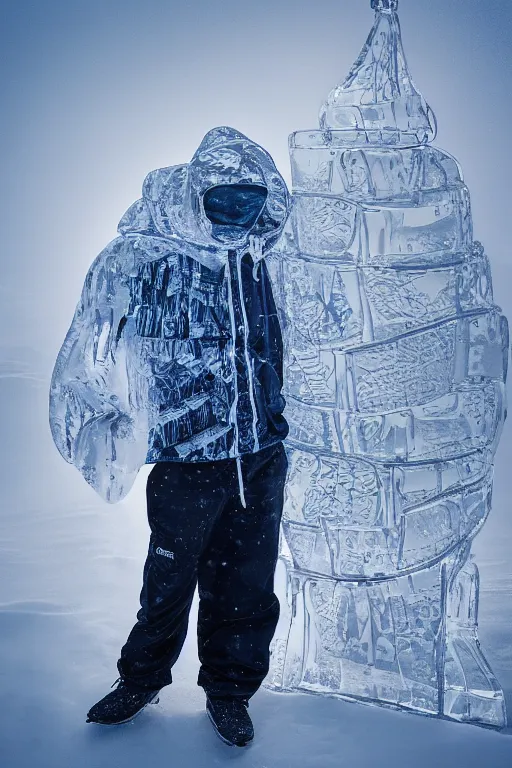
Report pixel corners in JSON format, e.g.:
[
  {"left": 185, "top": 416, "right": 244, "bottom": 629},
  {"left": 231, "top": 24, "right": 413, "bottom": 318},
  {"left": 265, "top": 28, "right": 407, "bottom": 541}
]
[{"left": 117, "top": 442, "right": 287, "bottom": 699}]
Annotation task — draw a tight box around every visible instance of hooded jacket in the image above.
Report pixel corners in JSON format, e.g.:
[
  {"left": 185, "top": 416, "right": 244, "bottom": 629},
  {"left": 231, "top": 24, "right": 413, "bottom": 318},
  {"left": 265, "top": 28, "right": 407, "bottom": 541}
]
[{"left": 50, "top": 127, "right": 290, "bottom": 503}]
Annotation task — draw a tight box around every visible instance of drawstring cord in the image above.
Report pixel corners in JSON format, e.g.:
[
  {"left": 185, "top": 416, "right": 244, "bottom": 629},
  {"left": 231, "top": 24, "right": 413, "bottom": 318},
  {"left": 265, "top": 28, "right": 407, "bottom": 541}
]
[
  {"left": 236, "top": 456, "right": 247, "bottom": 509},
  {"left": 249, "top": 234, "right": 264, "bottom": 281},
  {"left": 226, "top": 237, "right": 264, "bottom": 509}
]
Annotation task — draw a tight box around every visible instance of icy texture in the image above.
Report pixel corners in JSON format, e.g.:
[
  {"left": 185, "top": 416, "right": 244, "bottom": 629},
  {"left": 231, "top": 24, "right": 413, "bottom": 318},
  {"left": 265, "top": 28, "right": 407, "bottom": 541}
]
[
  {"left": 49, "top": 127, "right": 288, "bottom": 502},
  {"left": 267, "top": 0, "right": 508, "bottom": 727},
  {"left": 319, "top": 0, "right": 436, "bottom": 145}
]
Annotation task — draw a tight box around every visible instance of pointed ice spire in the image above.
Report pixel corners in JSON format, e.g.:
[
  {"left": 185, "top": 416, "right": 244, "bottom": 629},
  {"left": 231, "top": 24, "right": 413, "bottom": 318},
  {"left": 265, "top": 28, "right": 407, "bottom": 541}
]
[{"left": 319, "top": 0, "right": 437, "bottom": 145}]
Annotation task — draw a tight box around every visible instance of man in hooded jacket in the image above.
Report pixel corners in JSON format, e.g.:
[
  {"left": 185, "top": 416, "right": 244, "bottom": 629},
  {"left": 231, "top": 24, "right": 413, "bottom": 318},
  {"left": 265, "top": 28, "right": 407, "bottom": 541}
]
[{"left": 49, "top": 127, "right": 290, "bottom": 746}]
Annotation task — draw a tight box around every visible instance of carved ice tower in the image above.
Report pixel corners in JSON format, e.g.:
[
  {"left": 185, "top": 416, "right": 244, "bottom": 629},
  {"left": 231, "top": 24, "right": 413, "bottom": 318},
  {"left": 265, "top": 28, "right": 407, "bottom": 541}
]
[{"left": 267, "top": 0, "right": 508, "bottom": 727}]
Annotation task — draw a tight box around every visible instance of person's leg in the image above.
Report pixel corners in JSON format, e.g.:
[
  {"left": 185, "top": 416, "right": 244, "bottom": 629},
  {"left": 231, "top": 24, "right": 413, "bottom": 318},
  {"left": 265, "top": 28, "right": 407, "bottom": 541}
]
[
  {"left": 197, "top": 442, "right": 288, "bottom": 699},
  {"left": 117, "top": 459, "right": 231, "bottom": 690}
]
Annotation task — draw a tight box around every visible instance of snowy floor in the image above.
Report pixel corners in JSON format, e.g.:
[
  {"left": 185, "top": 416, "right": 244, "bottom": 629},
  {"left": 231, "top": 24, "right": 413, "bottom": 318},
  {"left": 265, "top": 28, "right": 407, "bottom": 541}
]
[{"left": 1, "top": 362, "right": 512, "bottom": 768}]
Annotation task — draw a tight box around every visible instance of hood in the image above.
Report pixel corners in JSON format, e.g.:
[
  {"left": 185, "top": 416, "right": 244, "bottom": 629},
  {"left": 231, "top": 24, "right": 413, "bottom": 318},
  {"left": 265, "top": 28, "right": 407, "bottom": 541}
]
[{"left": 118, "top": 126, "right": 289, "bottom": 266}]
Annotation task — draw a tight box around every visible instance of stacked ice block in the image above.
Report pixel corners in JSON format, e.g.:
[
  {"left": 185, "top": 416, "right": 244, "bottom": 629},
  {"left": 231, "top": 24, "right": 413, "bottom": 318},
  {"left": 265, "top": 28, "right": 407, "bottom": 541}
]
[{"left": 267, "top": 0, "right": 508, "bottom": 727}]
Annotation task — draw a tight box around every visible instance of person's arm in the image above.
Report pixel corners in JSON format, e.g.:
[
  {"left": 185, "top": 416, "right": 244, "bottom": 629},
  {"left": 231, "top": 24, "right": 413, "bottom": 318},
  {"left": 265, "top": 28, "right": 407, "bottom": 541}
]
[{"left": 49, "top": 237, "right": 148, "bottom": 503}]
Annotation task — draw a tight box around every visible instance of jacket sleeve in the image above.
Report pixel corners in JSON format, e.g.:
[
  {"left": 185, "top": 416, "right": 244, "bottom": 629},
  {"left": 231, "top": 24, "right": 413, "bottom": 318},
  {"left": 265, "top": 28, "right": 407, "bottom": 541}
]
[{"left": 49, "top": 237, "right": 148, "bottom": 503}]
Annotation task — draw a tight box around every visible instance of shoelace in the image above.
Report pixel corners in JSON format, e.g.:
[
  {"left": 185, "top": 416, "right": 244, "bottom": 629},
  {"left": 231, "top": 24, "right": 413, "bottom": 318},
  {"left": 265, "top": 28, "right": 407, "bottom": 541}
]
[{"left": 210, "top": 696, "right": 250, "bottom": 708}]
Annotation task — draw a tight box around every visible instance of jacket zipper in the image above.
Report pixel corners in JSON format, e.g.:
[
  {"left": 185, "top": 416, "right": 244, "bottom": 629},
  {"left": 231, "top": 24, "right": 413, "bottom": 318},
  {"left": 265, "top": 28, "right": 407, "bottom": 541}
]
[
  {"left": 226, "top": 246, "right": 261, "bottom": 508},
  {"left": 236, "top": 247, "right": 260, "bottom": 455}
]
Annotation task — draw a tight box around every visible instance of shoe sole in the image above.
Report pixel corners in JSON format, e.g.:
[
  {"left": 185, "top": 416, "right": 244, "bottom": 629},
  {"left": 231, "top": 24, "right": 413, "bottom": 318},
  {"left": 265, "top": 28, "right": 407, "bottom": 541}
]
[
  {"left": 206, "top": 708, "right": 253, "bottom": 748},
  {"left": 87, "top": 692, "right": 160, "bottom": 726}
]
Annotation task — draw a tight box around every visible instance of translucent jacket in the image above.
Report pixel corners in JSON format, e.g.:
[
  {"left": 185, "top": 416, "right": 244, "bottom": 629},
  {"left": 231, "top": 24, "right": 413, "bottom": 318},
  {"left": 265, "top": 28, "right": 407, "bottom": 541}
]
[{"left": 50, "top": 127, "right": 290, "bottom": 502}]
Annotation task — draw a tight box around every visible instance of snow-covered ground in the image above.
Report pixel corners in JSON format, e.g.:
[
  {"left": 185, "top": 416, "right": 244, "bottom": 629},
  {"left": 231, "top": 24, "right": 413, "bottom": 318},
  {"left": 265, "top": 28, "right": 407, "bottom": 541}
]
[{"left": 1, "top": 357, "right": 511, "bottom": 768}]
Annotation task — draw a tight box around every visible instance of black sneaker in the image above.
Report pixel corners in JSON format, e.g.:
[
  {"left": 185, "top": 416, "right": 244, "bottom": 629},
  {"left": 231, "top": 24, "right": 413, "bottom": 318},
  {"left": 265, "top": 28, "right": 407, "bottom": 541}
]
[
  {"left": 86, "top": 679, "right": 160, "bottom": 725},
  {"left": 206, "top": 696, "right": 254, "bottom": 747}
]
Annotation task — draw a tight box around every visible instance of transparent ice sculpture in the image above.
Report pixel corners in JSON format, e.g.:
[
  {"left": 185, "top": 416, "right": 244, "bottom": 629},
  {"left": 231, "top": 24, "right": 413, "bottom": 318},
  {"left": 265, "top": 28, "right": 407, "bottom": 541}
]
[
  {"left": 266, "top": 0, "right": 508, "bottom": 727},
  {"left": 49, "top": 127, "right": 289, "bottom": 503}
]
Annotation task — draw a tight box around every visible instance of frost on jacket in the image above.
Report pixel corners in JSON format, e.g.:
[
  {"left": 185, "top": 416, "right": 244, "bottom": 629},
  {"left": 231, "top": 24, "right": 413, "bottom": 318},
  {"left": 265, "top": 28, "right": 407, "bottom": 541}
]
[{"left": 49, "top": 127, "right": 290, "bottom": 503}]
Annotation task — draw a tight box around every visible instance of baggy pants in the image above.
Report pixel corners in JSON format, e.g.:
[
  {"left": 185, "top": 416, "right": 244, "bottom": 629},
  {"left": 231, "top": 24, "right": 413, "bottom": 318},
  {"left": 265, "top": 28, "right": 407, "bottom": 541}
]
[{"left": 117, "top": 442, "right": 288, "bottom": 699}]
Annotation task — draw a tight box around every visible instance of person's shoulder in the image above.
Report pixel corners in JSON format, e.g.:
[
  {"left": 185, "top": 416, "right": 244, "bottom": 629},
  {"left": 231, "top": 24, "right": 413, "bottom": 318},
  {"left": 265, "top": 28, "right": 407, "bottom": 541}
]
[
  {"left": 118, "top": 233, "right": 192, "bottom": 278},
  {"left": 83, "top": 236, "right": 137, "bottom": 298}
]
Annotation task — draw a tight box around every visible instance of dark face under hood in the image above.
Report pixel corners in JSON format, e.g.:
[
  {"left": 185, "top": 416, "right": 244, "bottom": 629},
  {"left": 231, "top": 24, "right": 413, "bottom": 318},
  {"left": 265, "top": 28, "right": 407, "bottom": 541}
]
[
  {"left": 202, "top": 183, "right": 269, "bottom": 242},
  {"left": 118, "top": 126, "right": 289, "bottom": 259}
]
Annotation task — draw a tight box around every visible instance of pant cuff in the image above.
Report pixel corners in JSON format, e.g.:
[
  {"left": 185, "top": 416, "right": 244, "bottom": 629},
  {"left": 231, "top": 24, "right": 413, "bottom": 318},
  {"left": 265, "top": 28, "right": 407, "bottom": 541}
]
[
  {"left": 117, "top": 660, "right": 173, "bottom": 691},
  {"left": 197, "top": 670, "right": 261, "bottom": 699}
]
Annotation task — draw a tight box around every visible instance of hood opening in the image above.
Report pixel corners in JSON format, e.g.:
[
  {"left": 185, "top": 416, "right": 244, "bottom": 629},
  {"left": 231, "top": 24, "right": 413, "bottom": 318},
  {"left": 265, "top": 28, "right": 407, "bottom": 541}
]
[
  {"left": 203, "top": 183, "right": 268, "bottom": 243},
  {"left": 118, "top": 127, "right": 289, "bottom": 266}
]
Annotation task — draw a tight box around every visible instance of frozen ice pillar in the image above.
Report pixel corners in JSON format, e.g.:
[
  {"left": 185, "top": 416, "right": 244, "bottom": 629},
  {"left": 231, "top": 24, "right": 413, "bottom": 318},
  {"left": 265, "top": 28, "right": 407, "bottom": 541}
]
[{"left": 267, "top": 0, "right": 508, "bottom": 728}]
